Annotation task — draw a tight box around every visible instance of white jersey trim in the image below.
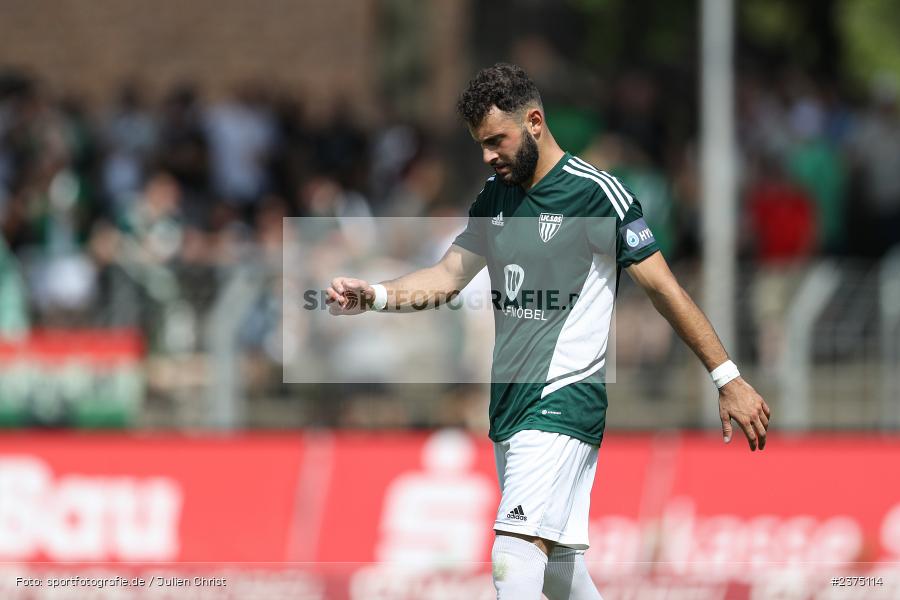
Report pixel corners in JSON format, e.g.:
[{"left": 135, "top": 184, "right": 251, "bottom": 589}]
[
  {"left": 478, "top": 174, "right": 496, "bottom": 195},
  {"left": 564, "top": 157, "right": 635, "bottom": 220},
  {"left": 541, "top": 358, "right": 606, "bottom": 399},
  {"left": 570, "top": 156, "right": 634, "bottom": 205},
  {"left": 561, "top": 164, "right": 626, "bottom": 219},
  {"left": 541, "top": 252, "right": 616, "bottom": 399},
  {"left": 572, "top": 156, "right": 634, "bottom": 212}
]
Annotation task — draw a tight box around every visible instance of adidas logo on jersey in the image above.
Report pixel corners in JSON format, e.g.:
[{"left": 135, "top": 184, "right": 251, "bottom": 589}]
[
  {"left": 491, "top": 211, "right": 505, "bottom": 227},
  {"left": 506, "top": 505, "right": 527, "bottom": 521}
]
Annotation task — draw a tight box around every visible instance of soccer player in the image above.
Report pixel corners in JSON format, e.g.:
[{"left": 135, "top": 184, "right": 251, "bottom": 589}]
[{"left": 326, "top": 63, "right": 770, "bottom": 600}]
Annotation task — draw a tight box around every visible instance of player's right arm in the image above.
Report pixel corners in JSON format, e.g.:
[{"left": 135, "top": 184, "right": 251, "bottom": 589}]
[{"left": 326, "top": 244, "right": 486, "bottom": 315}]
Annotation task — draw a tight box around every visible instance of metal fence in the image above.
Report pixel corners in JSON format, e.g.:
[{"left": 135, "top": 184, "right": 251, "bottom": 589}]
[{"left": 3, "top": 240, "right": 898, "bottom": 432}]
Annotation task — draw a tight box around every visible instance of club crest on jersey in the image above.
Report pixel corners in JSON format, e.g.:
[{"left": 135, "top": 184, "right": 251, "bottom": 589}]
[
  {"left": 539, "top": 212, "right": 563, "bottom": 243},
  {"left": 504, "top": 264, "right": 524, "bottom": 301}
]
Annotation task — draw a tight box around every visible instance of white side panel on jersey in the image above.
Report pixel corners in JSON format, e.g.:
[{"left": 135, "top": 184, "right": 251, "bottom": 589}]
[{"left": 541, "top": 253, "right": 616, "bottom": 399}]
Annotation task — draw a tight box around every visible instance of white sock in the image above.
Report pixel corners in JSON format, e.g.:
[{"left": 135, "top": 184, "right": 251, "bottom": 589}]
[
  {"left": 542, "top": 546, "right": 604, "bottom": 600},
  {"left": 491, "top": 534, "right": 548, "bottom": 600}
]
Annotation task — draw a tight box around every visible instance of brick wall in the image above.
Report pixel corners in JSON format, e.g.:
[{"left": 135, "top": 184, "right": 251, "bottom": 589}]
[
  {"left": 0, "top": 0, "right": 470, "bottom": 125},
  {"left": 0, "top": 0, "right": 377, "bottom": 116}
]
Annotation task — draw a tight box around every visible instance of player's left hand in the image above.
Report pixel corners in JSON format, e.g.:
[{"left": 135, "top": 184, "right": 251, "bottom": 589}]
[{"left": 718, "top": 378, "right": 770, "bottom": 451}]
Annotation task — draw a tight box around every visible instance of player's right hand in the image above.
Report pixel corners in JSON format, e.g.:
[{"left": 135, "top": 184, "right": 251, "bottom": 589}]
[
  {"left": 718, "top": 377, "right": 770, "bottom": 451},
  {"left": 326, "top": 277, "right": 374, "bottom": 316}
]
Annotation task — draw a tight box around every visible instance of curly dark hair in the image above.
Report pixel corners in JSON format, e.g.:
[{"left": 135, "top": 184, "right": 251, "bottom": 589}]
[{"left": 456, "top": 63, "right": 542, "bottom": 127}]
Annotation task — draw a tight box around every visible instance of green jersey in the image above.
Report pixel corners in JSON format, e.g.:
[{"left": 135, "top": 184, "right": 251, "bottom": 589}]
[{"left": 454, "top": 152, "right": 660, "bottom": 445}]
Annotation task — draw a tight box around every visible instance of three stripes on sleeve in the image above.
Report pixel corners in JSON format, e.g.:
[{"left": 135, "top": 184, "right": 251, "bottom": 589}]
[{"left": 561, "top": 156, "right": 634, "bottom": 220}]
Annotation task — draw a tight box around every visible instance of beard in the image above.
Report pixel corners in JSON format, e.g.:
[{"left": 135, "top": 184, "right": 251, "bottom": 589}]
[{"left": 498, "top": 128, "right": 539, "bottom": 186}]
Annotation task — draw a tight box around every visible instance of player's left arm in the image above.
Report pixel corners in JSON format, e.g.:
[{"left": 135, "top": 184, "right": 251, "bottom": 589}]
[{"left": 626, "top": 252, "right": 771, "bottom": 451}]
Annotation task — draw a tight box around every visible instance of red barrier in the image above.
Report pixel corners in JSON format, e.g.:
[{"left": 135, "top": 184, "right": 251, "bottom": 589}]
[
  {"left": 0, "top": 434, "right": 304, "bottom": 563},
  {"left": 1, "top": 431, "right": 899, "bottom": 599}
]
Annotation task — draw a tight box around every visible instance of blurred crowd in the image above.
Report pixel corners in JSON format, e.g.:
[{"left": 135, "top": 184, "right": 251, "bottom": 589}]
[
  {"left": 545, "top": 70, "right": 900, "bottom": 265},
  {"left": 2, "top": 64, "right": 899, "bottom": 317},
  {"left": 0, "top": 70, "right": 460, "bottom": 335}
]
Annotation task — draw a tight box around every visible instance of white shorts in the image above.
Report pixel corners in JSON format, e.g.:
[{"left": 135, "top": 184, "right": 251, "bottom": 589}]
[{"left": 493, "top": 429, "right": 599, "bottom": 550}]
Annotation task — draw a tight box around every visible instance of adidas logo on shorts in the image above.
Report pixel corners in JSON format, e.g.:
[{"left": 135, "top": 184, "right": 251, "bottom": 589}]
[{"left": 506, "top": 505, "right": 527, "bottom": 521}]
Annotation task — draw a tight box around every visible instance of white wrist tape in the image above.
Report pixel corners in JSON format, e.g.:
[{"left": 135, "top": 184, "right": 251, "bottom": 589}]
[
  {"left": 370, "top": 284, "right": 388, "bottom": 311},
  {"left": 710, "top": 360, "right": 740, "bottom": 389}
]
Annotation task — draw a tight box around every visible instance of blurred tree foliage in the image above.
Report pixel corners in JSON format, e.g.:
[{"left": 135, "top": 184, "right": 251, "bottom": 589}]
[
  {"left": 838, "top": 0, "right": 900, "bottom": 88},
  {"left": 379, "top": 0, "right": 430, "bottom": 116},
  {"left": 568, "top": 0, "right": 900, "bottom": 85},
  {"left": 566, "top": 0, "right": 697, "bottom": 70},
  {"left": 739, "top": 0, "right": 840, "bottom": 78},
  {"left": 465, "top": 0, "right": 900, "bottom": 144}
]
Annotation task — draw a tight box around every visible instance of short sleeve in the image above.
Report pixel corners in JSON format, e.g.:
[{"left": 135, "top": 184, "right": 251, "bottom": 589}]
[
  {"left": 452, "top": 184, "right": 489, "bottom": 256},
  {"left": 616, "top": 199, "right": 660, "bottom": 267}
]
